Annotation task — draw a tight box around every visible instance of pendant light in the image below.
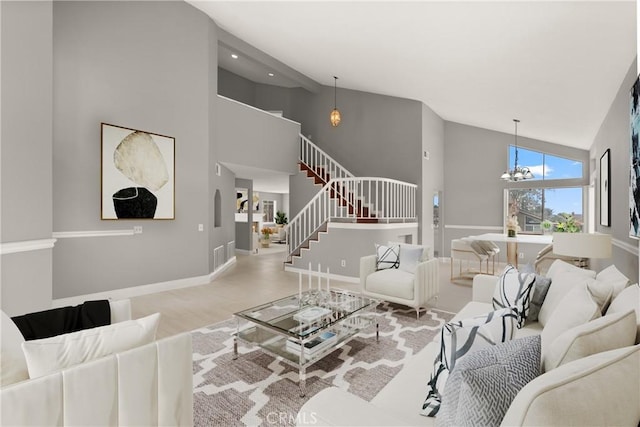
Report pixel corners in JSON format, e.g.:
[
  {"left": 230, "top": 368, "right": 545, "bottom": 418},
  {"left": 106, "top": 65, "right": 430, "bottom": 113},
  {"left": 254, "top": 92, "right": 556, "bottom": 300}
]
[
  {"left": 330, "top": 76, "right": 341, "bottom": 127},
  {"left": 501, "top": 119, "right": 534, "bottom": 181}
]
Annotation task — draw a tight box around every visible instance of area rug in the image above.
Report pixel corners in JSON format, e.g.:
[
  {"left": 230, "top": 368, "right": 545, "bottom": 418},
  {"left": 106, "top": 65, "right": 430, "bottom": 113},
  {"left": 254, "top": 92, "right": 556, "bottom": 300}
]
[{"left": 191, "top": 302, "right": 453, "bottom": 427}]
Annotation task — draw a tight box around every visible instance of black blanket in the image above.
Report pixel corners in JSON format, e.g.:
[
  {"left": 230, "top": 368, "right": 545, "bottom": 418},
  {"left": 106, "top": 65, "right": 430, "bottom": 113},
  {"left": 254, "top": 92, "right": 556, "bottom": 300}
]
[{"left": 12, "top": 300, "right": 111, "bottom": 341}]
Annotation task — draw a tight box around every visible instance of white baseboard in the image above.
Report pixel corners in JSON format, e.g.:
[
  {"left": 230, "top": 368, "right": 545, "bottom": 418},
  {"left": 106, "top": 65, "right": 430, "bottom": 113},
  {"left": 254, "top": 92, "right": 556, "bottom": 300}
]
[
  {"left": 52, "top": 257, "right": 237, "bottom": 308},
  {"left": 283, "top": 265, "right": 359, "bottom": 284}
]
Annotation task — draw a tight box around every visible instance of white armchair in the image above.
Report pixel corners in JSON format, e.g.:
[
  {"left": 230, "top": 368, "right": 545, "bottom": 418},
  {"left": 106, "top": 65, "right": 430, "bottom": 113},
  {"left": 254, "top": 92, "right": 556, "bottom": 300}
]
[{"left": 360, "top": 245, "right": 439, "bottom": 319}]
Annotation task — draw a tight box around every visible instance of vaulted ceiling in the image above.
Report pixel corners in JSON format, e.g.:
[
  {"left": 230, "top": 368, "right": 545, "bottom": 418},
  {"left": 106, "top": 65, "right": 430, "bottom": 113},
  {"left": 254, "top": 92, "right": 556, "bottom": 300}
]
[{"left": 190, "top": 1, "right": 635, "bottom": 150}]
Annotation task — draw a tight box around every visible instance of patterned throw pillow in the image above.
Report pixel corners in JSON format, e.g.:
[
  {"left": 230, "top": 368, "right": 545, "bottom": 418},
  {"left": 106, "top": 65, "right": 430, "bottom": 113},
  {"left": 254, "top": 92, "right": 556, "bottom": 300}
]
[
  {"left": 493, "top": 265, "right": 536, "bottom": 328},
  {"left": 436, "top": 336, "right": 541, "bottom": 427},
  {"left": 421, "top": 307, "right": 518, "bottom": 417},
  {"left": 375, "top": 243, "right": 399, "bottom": 270}
]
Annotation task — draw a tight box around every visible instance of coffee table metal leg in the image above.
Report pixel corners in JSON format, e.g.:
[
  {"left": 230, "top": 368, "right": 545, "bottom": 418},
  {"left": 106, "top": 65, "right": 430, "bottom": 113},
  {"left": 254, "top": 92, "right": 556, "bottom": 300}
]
[
  {"left": 299, "top": 366, "right": 306, "bottom": 397},
  {"left": 233, "top": 319, "right": 239, "bottom": 360}
]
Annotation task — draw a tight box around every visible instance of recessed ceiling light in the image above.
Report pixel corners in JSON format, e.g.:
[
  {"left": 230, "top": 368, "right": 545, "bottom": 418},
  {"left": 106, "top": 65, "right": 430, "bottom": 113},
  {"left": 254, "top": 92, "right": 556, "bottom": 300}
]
[
  {"left": 231, "top": 54, "right": 238, "bottom": 59},
  {"left": 268, "top": 72, "right": 275, "bottom": 77}
]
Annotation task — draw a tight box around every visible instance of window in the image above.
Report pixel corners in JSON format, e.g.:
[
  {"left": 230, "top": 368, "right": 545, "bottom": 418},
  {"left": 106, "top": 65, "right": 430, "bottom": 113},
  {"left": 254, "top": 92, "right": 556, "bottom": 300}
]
[
  {"left": 509, "top": 147, "right": 583, "bottom": 181},
  {"left": 507, "top": 187, "right": 583, "bottom": 234}
]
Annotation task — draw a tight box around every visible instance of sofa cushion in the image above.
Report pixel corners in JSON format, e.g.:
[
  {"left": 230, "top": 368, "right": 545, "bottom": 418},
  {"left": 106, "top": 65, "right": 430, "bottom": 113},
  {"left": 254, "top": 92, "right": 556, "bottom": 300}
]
[
  {"left": 398, "top": 245, "right": 425, "bottom": 274},
  {"left": 501, "top": 344, "right": 640, "bottom": 427},
  {"left": 538, "top": 269, "right": 595, "bottom": 327},
  {"left": 543, "top": 309, "right": 636, "bottom": 372},
  {"left": 596, "top": 264, "right": 630, "bottom": 298},
  {"left": 541, "top": 282, "right": 604, "bottom": 365},
  {"left": 22, "top": 312, "right": 160, "bottom": 379},
  {"left": 421, "top": 307, "right": 517, "bottom": 417},
  {"left": 436, "top": 336, "right": 541, "bottom": 427},
  {"left": 365, "top": 269, "right": 415, "bottom": 300},
  {"left": 1, "top": 310, "right": 29, "bottom": 386},
  {"left": 493, "top": 265, "right": 536, "bottom": 327},
  {"left": 376, "top": 243, "right": 400, "bottom": 270},
  {"left": 606, "top": 283, "right": 640, "bottom": 343}
]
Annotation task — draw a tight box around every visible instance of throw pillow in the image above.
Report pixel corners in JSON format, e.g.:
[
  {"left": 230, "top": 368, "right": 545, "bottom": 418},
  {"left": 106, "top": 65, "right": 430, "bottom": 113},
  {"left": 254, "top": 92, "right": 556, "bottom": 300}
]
[
  {"left": 421, "top": 307, "right": 518, "bottom": 417},
  {"left": 526, "top": 274, "right": 552, "bottom": 324},
  {"left": 375, "top": 243, "right": 400, "bottom": 270},
  {"left": 538, "top": 269, "right": 594, "bottom": 327},
  {"left": 436, "top": 335, "right": 541, "bottom": 427},
  {"left": 596, "top": 264, "right": 630, "bottom": 298},
  {"left": 545, "top": 259, "right": 595, "bottom": 282},
  {"left": 607, "top": 283, "right": 640, "bottom": 343},
  {"left": 493, "top": 265, "right": 536, "bottom": 327},
  {"left": 22, "top": 312, "right": 160, "bottom": 379},
  {"left": 543, "top": 309, "right": 637, "bottom": 371},
  {"left": 389, "top": 241, "right": 430, "bottom": 262},
  {"left": 1, "top": 310, "right": 29, "bottom": 386},
  {"left": 540, "top": 282, "right": 602, "bottom": 366},
  {"left": 398, "top": 245, "right": 424, "bottom": 274},
  {"left": 586, "top": 278, "right": 614, "bottom": 314}
]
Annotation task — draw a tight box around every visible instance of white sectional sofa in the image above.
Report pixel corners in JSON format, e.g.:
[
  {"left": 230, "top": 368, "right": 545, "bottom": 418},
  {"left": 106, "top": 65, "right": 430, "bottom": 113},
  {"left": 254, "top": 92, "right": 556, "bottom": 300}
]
[
  {"left": 1, "top": 300, "right": 193, "bottom": 426},
  {"left": 298, "top": 260, "right": 640, "bottom": 426}
]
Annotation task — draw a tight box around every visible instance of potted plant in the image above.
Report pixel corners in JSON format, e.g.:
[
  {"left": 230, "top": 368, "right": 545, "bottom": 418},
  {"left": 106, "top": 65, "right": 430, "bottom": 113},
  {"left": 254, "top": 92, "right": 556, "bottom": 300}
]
[
  {"left": 541, "top": 219, "right": 553, "bottom": 235},
  {"left": 275, "top": 210, "right": 288, "bottom": 227},
  {"left": 555, "top": 213, "right": 581, "bottom": 233},
  {"left": 260, "top": 227, "right": 272, "bottom": 248}
]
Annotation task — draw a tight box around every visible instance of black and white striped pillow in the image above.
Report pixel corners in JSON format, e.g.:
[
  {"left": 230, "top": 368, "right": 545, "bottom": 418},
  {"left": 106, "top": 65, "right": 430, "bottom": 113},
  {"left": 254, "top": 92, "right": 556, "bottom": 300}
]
[
  {"left": 375, "top": 243, "right": 400, "bottom": 270},
  {"left": 421, "top": 307, "right": 518, "bottom": 417},
  {"left": 493, "top": 265, "right": 536, "bottom": 328}
]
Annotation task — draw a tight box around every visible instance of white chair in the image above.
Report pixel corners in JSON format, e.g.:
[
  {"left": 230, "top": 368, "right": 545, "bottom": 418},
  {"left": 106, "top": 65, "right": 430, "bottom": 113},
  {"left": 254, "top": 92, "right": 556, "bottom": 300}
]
[
  {"left": 450, "top": 239, "right": 488, "bottom": 281},
  {"left": 360, "top": 245, "right": 439, "bottom": 319},
  {"left": 474, "top": 240, "right": 501, "bottom": 275}
]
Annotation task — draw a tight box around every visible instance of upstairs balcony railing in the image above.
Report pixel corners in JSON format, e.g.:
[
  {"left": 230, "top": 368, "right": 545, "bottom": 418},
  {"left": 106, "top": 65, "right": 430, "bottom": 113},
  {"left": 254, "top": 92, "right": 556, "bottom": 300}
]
[{"left": 287, "top": 177, "right": 417, "bottom": 260}]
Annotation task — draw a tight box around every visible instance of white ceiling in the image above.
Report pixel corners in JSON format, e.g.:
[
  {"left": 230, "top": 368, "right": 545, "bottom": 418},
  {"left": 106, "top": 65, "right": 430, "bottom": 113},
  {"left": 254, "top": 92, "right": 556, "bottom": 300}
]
[{"left": 191, "top": 0, "right": 636, "bottom": 151}]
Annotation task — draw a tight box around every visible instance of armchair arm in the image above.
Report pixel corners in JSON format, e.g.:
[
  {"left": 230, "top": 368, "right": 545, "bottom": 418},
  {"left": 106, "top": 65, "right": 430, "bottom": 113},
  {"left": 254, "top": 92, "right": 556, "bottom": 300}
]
[
  {"left": 472, "top": 274, "right": 498, "bottom": 304},
  {"left": 360, "top": 255, "right": 377, "bottom": 290},
  {"left": 415, "top": 258, "right": 439, "bottom": 305}
]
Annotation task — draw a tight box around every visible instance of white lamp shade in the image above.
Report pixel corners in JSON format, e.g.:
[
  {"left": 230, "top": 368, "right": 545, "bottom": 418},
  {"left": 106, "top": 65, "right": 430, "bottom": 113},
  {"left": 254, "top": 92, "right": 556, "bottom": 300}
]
[{"left": 552, "top": 232, "right": 612, "bottom": 258}]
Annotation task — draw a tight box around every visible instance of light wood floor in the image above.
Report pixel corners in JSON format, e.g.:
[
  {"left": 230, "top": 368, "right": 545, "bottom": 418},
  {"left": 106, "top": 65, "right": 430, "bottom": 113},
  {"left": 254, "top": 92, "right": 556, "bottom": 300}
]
[{"left": 131, "top": 251, "right": 474, "bottom": 339}]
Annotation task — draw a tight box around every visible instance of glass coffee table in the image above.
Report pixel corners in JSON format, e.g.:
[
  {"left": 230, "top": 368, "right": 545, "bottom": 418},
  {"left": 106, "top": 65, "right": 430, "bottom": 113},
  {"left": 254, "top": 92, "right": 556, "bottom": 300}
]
[{"left": 233, "top": 290, "right": 379, "bottom": 396}]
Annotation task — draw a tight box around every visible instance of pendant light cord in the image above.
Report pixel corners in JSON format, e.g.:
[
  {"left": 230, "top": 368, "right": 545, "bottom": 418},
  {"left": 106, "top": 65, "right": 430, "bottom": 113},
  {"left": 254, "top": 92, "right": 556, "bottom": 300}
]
[
  {"left": 513, "top": 119, "right": 520, "bottom": 169},
  {"left": 333, "top": 76, "right": 338, "bottom": 108}
]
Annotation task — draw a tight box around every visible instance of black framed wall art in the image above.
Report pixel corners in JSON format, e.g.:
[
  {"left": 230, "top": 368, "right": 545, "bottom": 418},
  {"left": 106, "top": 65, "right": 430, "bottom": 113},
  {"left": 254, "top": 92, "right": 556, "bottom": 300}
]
[
  {"left": 101, "top": 123, "right": 175, "bottom": 220},
  {"left": 630, "top": 75, "right": 640, "bottom": 238}
]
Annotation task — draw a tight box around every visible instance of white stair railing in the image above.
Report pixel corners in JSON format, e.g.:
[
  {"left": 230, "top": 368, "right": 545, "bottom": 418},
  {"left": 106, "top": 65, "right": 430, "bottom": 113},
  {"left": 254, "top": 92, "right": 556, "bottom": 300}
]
[
  {"left": 287, "top": 177, "right": 417, "bottom": 260},
  {"left": 299, "top": 135, "right": 353, "bottom": 181}
]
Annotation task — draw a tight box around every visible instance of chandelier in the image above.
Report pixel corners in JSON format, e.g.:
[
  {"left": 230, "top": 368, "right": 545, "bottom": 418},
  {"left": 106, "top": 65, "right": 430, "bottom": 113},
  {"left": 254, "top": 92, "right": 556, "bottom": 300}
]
[
  {"left": 330, "top": 76, "right": 341, "bottom": 127},
  {"left": 501, "top": 119, "right": 534, "bottom": 181}
]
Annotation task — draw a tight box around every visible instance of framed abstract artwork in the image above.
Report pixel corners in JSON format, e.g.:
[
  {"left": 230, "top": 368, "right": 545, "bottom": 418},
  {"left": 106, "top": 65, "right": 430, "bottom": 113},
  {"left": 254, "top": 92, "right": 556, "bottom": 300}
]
[
  {"left": 101, "top": 123, "right": 175, "bottom": 220},
  {"left": 600, "top": 149, "right": 610, "bottom": 227},
  {"left": 630, "top": 75, "right": 640, "bottom": 238}
]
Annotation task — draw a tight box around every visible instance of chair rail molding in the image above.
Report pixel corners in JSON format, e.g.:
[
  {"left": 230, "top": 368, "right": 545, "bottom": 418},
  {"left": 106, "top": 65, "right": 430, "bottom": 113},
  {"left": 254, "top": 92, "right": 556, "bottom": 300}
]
[
  {"left": 53, "top": 229, "right": 136, "bottom": 238},
  {"left": 444, "top": 224, "right": 504, "bottom": 231},
  {"left": 1, "top": 238, "right": 57, "bottom": 255},
  {"left": 612, "top": 237, "right": 639, "bottom": 256}
]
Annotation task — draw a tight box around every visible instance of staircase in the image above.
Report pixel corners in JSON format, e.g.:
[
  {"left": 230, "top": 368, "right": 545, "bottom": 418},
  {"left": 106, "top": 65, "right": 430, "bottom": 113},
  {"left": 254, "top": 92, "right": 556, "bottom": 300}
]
[{"left": 286, "top": 135, "right": 417, "bottom": 264}]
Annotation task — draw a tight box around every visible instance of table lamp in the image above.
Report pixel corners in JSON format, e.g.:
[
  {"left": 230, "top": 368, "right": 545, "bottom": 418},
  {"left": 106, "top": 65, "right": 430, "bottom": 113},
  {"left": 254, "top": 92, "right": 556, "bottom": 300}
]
[{"left": 552, "top": 232, "right": 612, "bottom": 268}]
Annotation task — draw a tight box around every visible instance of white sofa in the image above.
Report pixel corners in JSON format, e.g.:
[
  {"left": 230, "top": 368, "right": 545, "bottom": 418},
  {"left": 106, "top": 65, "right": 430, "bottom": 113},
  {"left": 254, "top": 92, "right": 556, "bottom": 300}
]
[
  {"left": 1, "top": 300, "right": 193, "bottom": 426},
  {"left": 360, "top": 244, "right": 439, "bottom": 319},
  {"left": 299, "top": 261, "right": 640, "bottom": 426}
]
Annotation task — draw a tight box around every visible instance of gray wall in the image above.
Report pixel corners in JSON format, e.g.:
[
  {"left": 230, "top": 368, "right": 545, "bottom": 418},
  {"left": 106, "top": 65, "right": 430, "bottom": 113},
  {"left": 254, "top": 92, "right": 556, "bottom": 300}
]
[
  {"left": 443, "top": 122, "right": 590, "bottom": 257},
  {"left": 217, "top": 96, "right": 300, "bottom": 174},
  {"left": 218, "top": 67, "right": 256, "bottom": 106},
  {"left": 234, "top": 178, "right": 253, "bottom": 251},
  {"left": 51, "top": 1, "right": 221, "bottom": 298},
  {"left": 1, "top": 1, "right": 54, "bottom": 314},
  {"left": 289, "top": 224, "right": 420, "bottom": 278},
  {"left": 421, "top": 103, "right": 445, "bottom": 257},
  {"left": 289, "top": 168, "right": 323, "bottom": 219},
  {"left": 590, "top": 59, "right": 639, "bottom": 282}
]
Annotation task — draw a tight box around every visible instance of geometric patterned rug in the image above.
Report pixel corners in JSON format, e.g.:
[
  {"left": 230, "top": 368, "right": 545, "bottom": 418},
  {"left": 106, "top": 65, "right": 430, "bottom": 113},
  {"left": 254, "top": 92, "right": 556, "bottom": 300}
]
[{"left": 192, "top": 302, "right": 454, "bottom": 426}]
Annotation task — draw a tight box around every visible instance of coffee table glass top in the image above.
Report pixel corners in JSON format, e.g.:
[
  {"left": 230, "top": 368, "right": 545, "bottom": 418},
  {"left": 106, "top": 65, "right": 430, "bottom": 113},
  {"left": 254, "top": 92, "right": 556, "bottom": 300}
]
[{"left": 234, "top": 290, "right": 378, "bottom": 339}]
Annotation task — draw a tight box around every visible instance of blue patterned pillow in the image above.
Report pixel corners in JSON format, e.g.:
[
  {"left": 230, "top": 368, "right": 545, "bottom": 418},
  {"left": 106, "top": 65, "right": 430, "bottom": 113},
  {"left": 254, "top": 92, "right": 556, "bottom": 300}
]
[
  {"left": 421, "top": 307, "right": 518, "bottom": 417},
  {"left": 375, "top": 243, "right": 399, "bottom": 270},
  {"left": 436, "top": 336, "right": 541, "bottom": 427},
  {"left": 493, "top": 265, "right": 536, "bottom": 327}
]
